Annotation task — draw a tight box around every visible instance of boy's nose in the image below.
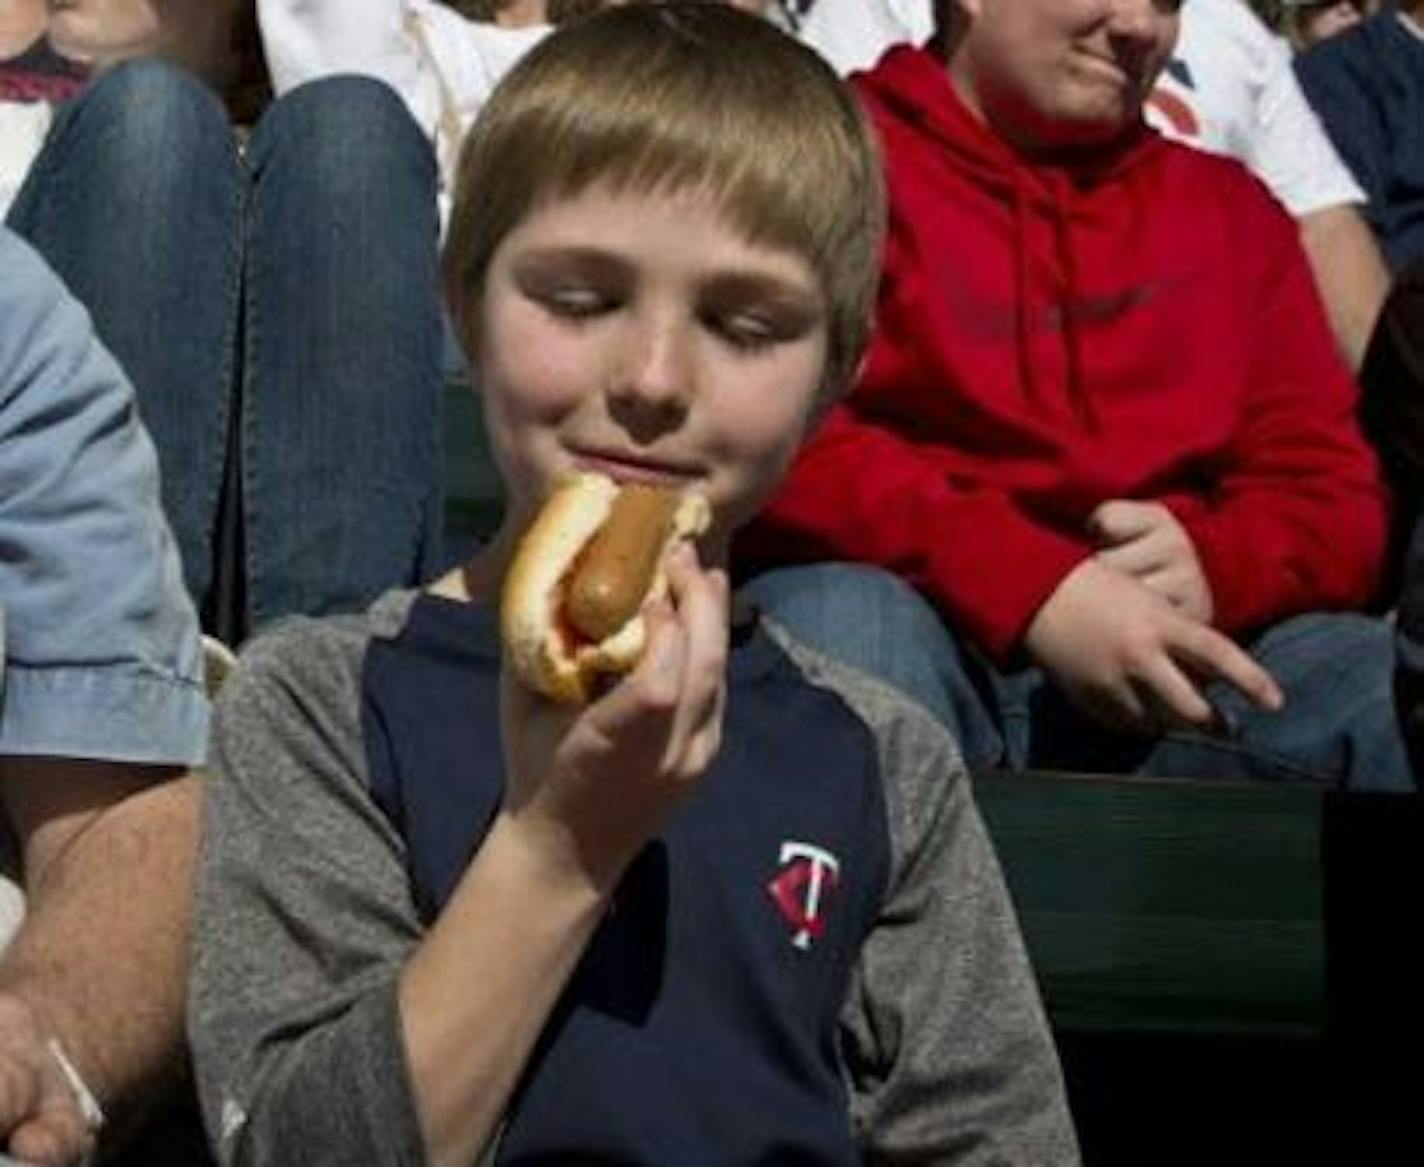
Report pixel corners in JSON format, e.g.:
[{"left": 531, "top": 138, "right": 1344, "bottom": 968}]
[{"left": 608, "top": 315, "right": 694, "bottom": 433}]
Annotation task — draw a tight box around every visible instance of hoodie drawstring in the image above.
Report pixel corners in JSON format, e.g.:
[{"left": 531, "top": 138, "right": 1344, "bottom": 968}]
[
  {"left": 1010, "top": 174, "right": 1100, "bottom": 436},
  {"left": 1010, "top": 175, "right": 1041, "bottom": 418},
  {"left": 1050, "top": 185, "right": 1099, "bottom": 435}
]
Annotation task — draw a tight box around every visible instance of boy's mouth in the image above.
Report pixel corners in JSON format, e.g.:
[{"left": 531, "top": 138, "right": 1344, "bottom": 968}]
[{"left": 570, "top": 447, "right": 704, "bottom": 488}]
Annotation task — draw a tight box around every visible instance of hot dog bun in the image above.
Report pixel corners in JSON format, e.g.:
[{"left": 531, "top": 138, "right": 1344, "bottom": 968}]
[{"left": 501, "top": 472, "right": 710, "bottom": 704}]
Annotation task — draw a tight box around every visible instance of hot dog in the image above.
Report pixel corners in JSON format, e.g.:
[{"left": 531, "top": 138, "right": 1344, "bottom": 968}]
[{"left": 501, "top": 471, "right": 711, "bottom": 703}]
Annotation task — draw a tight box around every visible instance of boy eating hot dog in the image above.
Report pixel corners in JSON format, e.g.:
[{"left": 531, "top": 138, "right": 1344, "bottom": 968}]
[{"left": 187, "top": 5, "right": 1080, "bottom": 1162}]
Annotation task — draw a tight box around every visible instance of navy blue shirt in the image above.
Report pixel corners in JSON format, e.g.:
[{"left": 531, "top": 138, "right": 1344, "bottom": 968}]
[
  {"left": 362, "top": 595, "right": 892, "bottom": 1163},
  {"left": 1297, "top": 11, "right": 1424, "bottom": 271}
]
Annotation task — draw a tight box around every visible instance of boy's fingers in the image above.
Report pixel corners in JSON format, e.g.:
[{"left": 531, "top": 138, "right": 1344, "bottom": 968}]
[
  {"left": 1174, "top": 623, "right": 1284, "bottom": 712},
  {"left": 660, "top": 555, "right": 729, "bottom": 770},
  {"left": 612, "top": 598, "right": 685, "bottom": 717},
  {"left": 665, "top": 553, "right": 728, "bottom": 674}
]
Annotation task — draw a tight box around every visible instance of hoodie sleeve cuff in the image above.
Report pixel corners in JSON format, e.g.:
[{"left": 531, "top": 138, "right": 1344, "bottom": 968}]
[
  {"left": 1177, "top": 509, "right": 1280, "bottom": 637},
  {"left": 929, "top": 524, "right": 1092, "bottom": 667}
]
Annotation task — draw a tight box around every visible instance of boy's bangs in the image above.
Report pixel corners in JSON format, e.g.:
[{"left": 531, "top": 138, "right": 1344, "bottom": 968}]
[
  {"left": 447, "top": 3, "right": 884, "bottom": 393},
  {"left": 525, "top": 99, "right": 852, "bottom": 275}
]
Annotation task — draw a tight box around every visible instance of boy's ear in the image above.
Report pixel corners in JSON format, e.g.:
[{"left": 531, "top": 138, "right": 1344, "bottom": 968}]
[{"left": 805, "top": 351, "right": 867, "bottom": 436}]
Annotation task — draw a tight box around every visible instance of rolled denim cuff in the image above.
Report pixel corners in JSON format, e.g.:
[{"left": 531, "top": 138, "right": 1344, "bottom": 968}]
[{"left": 0, "top": 661, "right": 208, "bottom": 767}]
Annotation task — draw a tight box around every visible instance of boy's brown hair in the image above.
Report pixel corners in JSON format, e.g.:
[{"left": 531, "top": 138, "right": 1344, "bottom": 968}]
[{"left": 444, "top": 2, "right": 885, "bottom": 399}]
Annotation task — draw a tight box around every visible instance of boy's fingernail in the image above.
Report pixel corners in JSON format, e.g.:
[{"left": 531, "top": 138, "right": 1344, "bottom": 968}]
[{"left": 648, "top": 634, "right": 682, "bottom": 689}]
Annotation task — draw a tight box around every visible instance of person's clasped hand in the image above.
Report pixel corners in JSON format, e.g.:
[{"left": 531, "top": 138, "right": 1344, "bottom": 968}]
[
  {"left": 1025, "top": 554, "right": 1284, "bottom": 737},
  {"left": 0, "top": 994, "right": 97, "bottom": 1167},
  {"left": 1088, "top": 499, "right": 1215, "bottom": 623}
]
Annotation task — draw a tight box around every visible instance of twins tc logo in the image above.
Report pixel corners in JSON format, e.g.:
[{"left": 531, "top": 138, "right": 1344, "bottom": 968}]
[{"left": 767, "top": 841, "right": 840, "bottom": 950}]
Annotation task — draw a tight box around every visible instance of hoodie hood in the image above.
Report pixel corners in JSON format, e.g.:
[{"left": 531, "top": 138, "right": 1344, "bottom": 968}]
[
  {"left": 856, "top": 45, "right": 1162, "bottom": 193},
  {"left": 855, "top": 47, "right": 1166, "bottom": 431}
]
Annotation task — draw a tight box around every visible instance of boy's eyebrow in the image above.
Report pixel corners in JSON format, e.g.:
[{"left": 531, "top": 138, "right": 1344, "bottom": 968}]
[
  {"left": 510, "top": 247, "right": 630, "bottom": 282},
  {"left": 700, "top": 271, "right": 825, "bottom": 315}
]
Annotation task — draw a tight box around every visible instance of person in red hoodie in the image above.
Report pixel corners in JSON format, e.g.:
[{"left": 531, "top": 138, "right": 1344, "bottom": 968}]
[{"left": 739, "top": 0, "right": 1413, "bottom": 790}]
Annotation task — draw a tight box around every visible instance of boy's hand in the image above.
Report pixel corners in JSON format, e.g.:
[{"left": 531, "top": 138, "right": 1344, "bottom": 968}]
[
  {"left": 1089, "top": 499, "right": 1214, "bottom": 624},
  {"left": 498, "top": 544, "right": 729, "bottom": 894},
  {"left": 1023, "top": 558, "right": 1283, "bottom": 734}
]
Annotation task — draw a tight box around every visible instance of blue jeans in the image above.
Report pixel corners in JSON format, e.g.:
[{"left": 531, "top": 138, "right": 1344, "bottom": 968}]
[
  {"left": 742, "top": 563, "right": 1415, "bottom": 793},
  {"left": 7, "top": 61, "right": 443, "bottom": 642}
]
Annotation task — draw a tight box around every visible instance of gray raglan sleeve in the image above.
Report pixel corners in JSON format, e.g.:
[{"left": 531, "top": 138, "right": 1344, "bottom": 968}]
[
  {"left": 188, "top": 617, "right": 429, "bottom": 1166},
  {"left": 829, "top": 675, "right": 1081, "bottom": 1164}
]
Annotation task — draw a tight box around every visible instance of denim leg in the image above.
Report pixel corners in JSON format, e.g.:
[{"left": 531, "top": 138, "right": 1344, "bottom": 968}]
[
  {"left": 991, "top": 665, "right": 1165, "bottom": 775},
  {"left": 1137, "top": 612, "right": 1411, "bottom": 792},
  {"left": 242, "top": 76, "right": 443, "bottom": 632},
  {"left": 7, "top": 59, "right": 244, "bottom": 614},
  {"left": 738, "top": 563, "right": 1005, "bottom": 769}
]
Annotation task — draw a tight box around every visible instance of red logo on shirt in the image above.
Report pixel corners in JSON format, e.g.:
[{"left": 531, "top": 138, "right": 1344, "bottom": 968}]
[
  {"left": 767, "top": 841, "right": 840, "bottom": 950},
  {"left": 1145, "top": 87, "right": 1201, "bottom": 140}
]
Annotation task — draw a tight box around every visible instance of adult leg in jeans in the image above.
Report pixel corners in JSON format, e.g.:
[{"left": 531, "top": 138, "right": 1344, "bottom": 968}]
[
  {"left": 6, "top": 59, "right": 244, "bottom": 623},
  {"left": 241, "top": 76, "right": 443, "bottom": 635},
  {"left": 739, "top": 562, "right": 1004, "bottom": 769}
]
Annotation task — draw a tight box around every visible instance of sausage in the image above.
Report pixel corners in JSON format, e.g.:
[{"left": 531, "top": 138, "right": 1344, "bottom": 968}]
[{"left": 565, "top": 484, "right": 681, "bottom": 642}]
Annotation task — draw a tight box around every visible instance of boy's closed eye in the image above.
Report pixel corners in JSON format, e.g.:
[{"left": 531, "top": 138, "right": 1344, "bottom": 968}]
[
  {"left": 706, "top": 309, "right": 780, "bottom": 352},
  {"left": 541, "top": 283, "right": 618, "bottom": 321},
  {"left": 515, "top": 251, "right": 629, "bottom": 322},
  {"left": 700, "top": 277, "right": 823, "bottom": 354},
  {"left": 701, "top": 302, "right": 819, "bottom": 353},
  {"left": 510, "top": 249, "right": 824, "bottom": 350}
]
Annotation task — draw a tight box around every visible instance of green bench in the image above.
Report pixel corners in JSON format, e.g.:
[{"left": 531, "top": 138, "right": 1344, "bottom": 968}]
[
  {"left": 976, "top": 771, "right": 1332, "bottom": 1163},
  {"left": 976, "top": 771, "right": 1325, "bottom": 1039}
]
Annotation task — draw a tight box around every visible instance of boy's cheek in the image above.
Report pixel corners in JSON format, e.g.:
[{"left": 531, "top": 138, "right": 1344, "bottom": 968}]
[{"left": 480, "top": 330, "right": 594, "bottom": 420}]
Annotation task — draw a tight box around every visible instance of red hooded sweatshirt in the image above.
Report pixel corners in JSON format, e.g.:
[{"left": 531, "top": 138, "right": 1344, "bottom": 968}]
[{"left": 744, "top": 46, "right": 1390, "bottom": 664}]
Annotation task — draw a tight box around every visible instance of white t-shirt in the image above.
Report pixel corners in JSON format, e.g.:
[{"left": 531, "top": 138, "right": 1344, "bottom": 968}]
[
  {"left": 0, "top": 101, "right": 50, "bottom": 221},
  {"left": 1144, "top": 0, "right": 1363, "bottom": 216},
  {"left": 781, "top": 0, "right": 933, "bottom": 76},
  {"left": 257, "top": 0, "right": 548, "bottom": 227},
  {"left": 787, "top": 0, "right": 1361, "bottom": 218}
]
